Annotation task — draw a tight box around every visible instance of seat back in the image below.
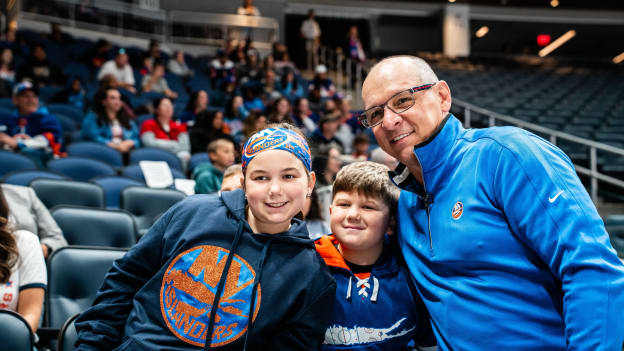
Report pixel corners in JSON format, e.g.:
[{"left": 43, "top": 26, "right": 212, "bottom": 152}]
[
  {"left": 67, "top": 142, "right": 123, "bottom": 167},
  {"left": 30, "top": 178, "right": 104, "bottom": 209},
  {"left": 46, "top": 247, "right": 127, "bottom": 328},
  {"left": 0, "top": 151, "right": 37, "bottom": 177},
  {"left": 51, "top": 206, "right": 136, "bottom": 247},
  {"left": 57, "top": 313, "right": 80, "bottom": 351},
  {"left": 120, "top": 186, "right": 186, "bottom": 236},
  {"left": 47, "top": 157, "right": 116, "bottom": 182},
  {"left": 189, "top": 152, "right": 210, "bottom": 174},
  {"left": 91, "top": 176, "right": 145, "bottom": 208},
  {"left": 129, "top": 147, "right": 183, "bottom": 171},
  {"left": 47, "top": 104, "right": 85, "bottom": 124},
  {"left": 121, "top": 164, "right": 186, "bottom": 183},
  {"left": 1, "top": 170, "right": 67, "bottom": 186},
  {"left": 0, "top": 310, "right": 33, "bottom": 351}
]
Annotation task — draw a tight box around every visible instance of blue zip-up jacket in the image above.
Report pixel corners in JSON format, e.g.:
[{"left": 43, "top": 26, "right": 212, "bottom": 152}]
[
  {"left": 315, "top": 235, "right": 436, "bottom": 351},
  {"left": 80, "top": 112, "right": 141, "bottom": 147},
  {"left": 392, "top": 114, "right": 624, "bottom": 351},
  {"left": 75, "top": 189, "right": 336, "bottom": 350}
]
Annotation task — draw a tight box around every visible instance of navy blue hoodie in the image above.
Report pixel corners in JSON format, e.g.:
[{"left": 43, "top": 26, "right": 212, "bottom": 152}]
[{"left": 75, "top": 189, "right": 336, "bottom": 350}]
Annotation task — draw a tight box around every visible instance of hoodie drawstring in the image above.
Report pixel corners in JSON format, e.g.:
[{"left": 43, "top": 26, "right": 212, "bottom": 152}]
[
  {"left": 346, "top": 275, "right": 379, "bottom": 302},
  {"left": 242, "top": 238, "right": 273, "bottom": 350},
  {"left": 204, "top": 220, "right": 244, "bottom": 351}
]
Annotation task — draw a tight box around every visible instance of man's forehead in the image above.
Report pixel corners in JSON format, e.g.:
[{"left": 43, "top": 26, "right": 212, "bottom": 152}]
[{"left": 364, "top": 64, "right": 421, "bottom": 106}]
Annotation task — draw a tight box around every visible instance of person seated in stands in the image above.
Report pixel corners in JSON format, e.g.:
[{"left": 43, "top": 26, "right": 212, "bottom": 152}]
[
  {"left": 1, "top": 183, "right": 67, "bottom": 258},
  {"left": 292, "top": 97, "right": 318, "bottom": 136},
  {"left": 237, "top": 49, "right": 264, "bottom": 84},
  {"left": 309, "top": 64, "right": 336, "bottom": 99},
  {"left": 51, "top": 76, "right": 87, "bottom": 112},
  {"left": 225, "top": 95, "right": 249, "bottom": 122},
  {"left": 219, "top": 163, "right": 243, "bottom": 192},
  {"left": 0, "top": 48, "right": 16, "bottom": 97},
  {"left": 279, "top": 69, "right": 304, "bottom": 101},
  {"left": 140, "top": 97, "right": 190, "bottom": 165},
  {"left": 193, "top": 138, "right": 236, "bottom": 194},
  {"left": 312, "top": 145, "right": 343, "bottom": 187},
  {"left": 242, "top": 85, "right": 265, "bottom": 112},
  {"left": 309, "top": 112, "right": 344, "bottom": 157},
  {"left": 180, "top": 90, "right": 208, "bottom": 126},
  {"left": 97, "top": 74, "right": 136, "bottom": 119},
  {"left": 81, "top": 38, "right": 112, "bottom": 70},
  {"left": 235, "top": 111, "right": 266, "bottom": 146},
  {"left": 147, "top": 39, "right": 162, "bottom": 62},
  {"left": 81, "top": 87, "right": 140, "bottom": 154},
  {"left": 138, "top": 55, "right": 153, "bottom": 76},
  {"left": 167, "top": 51, "right": 193, "bottom": 78},
  {"left": 209, "top": 49, "right": 235, "bottom": 90},
  {"left": 273, "top": 51, "right": 298, "bottom": 76},
  {"left": 261, "top": 69, "right": 278, "bottom": 100},
  {"left": 0, "top": 82, "right": 63, "bottom": 165},
  {"left": 97, "top": 48, "right": 136, "bottom": 94},
  {"left": 16, "top": 44, "right": 65, "bottom": 88},
  {"left": 48, "top": 22, "right": 72, "bottom": 45},
  {"left": 303, "top": 186, "right": 329, "bottom": 240},
  {"left": 351, "top": 133, "right": 370, "bottom": 161},
  {"left": 141, "top": 62, "right": 178, "bottom": 100},
  {"left": 189, "top": 110, "right": 232, "bottom": 154},
  {"left": 267, "top": 97, "right": 295, "bottom": 124},
  {"left": 0, "top": 186, "right": 46, "bottom": 334}
]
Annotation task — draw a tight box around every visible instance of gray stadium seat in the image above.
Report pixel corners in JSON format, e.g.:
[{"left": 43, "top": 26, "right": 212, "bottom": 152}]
[
  {"left": 51, "top": 206, "right": 137, "bottom": 247},
  {"left": 0, "top": 310, "right": 33, "bottom": 351},
  {"left": 30, "top": 179, "right": 105, "bottom": 209},
  {"left": 120, "top": 186, "right": 186, "bottom": 236}
]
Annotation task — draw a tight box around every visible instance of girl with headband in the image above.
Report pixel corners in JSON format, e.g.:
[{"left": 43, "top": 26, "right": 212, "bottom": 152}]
[{"left": 75, "top": 123, "right": 336, "bottom": 351}]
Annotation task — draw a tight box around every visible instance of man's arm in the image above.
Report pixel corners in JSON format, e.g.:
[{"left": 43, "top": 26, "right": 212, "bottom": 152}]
[{"left": 493, "top": 133, "right": 624, "bottom": 350}]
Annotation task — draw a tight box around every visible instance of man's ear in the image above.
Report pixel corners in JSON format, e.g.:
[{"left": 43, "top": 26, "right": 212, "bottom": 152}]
[{"left": 436, "top": 80, "right": 452, "bottom": 113}]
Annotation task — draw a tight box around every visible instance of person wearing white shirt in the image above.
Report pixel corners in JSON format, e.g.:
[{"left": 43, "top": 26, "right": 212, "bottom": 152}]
[
  {"left": 300, "top": 9, "right": 321, "bottom": 70},
  {"left": 97, "top": 49, "right": 136, "bottom": 93}
]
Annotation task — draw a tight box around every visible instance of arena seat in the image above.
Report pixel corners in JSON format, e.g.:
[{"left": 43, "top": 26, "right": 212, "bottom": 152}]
[
  {"left": 46, "top": 247, "right": 127, "bottom": 329},
  {"left": 51, "top": 206, "right": 137, "bottom": 247},
  {"left": 0, "top": 151, "right": 37, "bottom": 177},
  {"left": 1, "top": 170, "right": 68, "bottom": 186},
  {"left": 188, "top": 152, "right": 210, "bottom": 174},
  {"left": 57, "top": 313, "right": 80, "bottom": 351},
  {"left": 0, "top": 310, "right": 33, "bottom": 351},
  {"left": 120, "top": 186, "right": 186, "bottom": 236},
  {"left": 129, "top": 147, "right": 183, "bottom": 171},
  {"left": 30, "top": 178, "right": 104, "bottom": 209},
  {"left": 120, "top": 164, "right": 186, "bottom": 183},
  {"left": 47, "top": 104, "right": 85, "bottom": 125},
  {"left": 91, "top": 176, "right": 145, "bottom": 208},
  {"left": 67, "top": 142, "right": 124, "bottom": 168},
  {"left": 47, "top": 157, "right": 116, "bottom": 182}
]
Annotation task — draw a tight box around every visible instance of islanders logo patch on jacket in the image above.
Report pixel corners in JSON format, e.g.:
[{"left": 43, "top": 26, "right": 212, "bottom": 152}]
[{"left": 160, "top": 245, "right": 261, "bottom": 347}]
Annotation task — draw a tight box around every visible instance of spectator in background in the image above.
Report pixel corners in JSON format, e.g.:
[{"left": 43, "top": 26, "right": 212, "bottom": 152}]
[
  {"left": 167, "top": 51, "right": 193, "bottom": 78},
  {"left": 0, "top": 48, "right": 16, "bottom": 97},
  {"left": 238, "top": 49, "right": 264, "bottom": 83},
  {"left": 140, "top": 97, "right": 190, "bottom": 165},
  {"left": 292, "top": 97, "right": 318, "bottom": 136},
  {"left": 0, "top": 186, "right": 46, "bottom": 334},
  {"left": 0, "top": 82, "right": 63, "bottom": 164},
  {"left": 225, "top": 95, "right": 250, "bottom": 121},
  {"left": 209, "top": 49, "right": 235, "bottom": 90},
  {"left": 82, "top": 38, "right": 112, "bottom": 70},
  {"left": 97, "top": 74, "right": 136, "bottom": 119},
  {"left": 370, "top": 146, "right": 398, "bottom": 170},
  {"left": 237, "top": 0, "right": 260, "bottom": 16},
  {"left": 267, "top": 97, "right": 295, "bottom": 124},
  {"left": 334, "top": 97, "right": 356, "bottom": 154},
  {"left": 97, "top": 48, "right": 136, "bottom": 93},
  {"left": 193, "top": 138, "right": 236, "bottom": 194},
  {"left": 303, "top": 186, "right": 330, "bottom": 240},
  {"left": 189, "top": 110, "right": 232, "bottom": 154},
  {"left": 309, "top": 64, "right": 336, "bottom": 99},
  {"left": 81, "top": 87, "right": 139, "bottom": 154},
  {"left": 351, "top": 132, "right": 370, "bottom": 161},
  {"left": 310, "top": 112, "right": 344, "bottom": 156},
  {"left": 242, "top": 85, "right": 265, "bottom": 112},
  {"left": 51, "top": 76, "right": 87, "bottom": 112},
  {"left": 348, "top": 25, "right": 366, "bottom": 63},
  {"left": 236, "top": 111, "right": 266, "bottom": 145},
  {"left": 219, "top": 163, "right": 243, "bottom": 192},
  {"left": 1, "top": 183, "right": 67, "bottom": 258},
  {"left": 141, "top": 62, "right": 178, "bottom": 99},
  {"left": 138, "top": 55, "right": 153, "bottom": 76},
  {"left": 180, "top": 90, "right": 209, "bottom": 125},
  {"left": 262, "top": 69, "right": 278, "bottom": 100},
  {"left": 48, "top": 22, "right": 72, "bottom": 45},
  {"left": 17, "top": 44, "right": 64, "bottom": 88},
  {"left": 273, "top": 51, "right": 298, "bottom": 76},
  {"left": 301, "top": 9, "right": 321, "bottom": 71},
  {"left": 147, "top": 39, "right": 161, "bottom": 61},
  {"left": 279, "top": 69, "right": 304, "bottom": 101},
  {"left": 312, "top": 145, "right": 343, "bottom": 187}
]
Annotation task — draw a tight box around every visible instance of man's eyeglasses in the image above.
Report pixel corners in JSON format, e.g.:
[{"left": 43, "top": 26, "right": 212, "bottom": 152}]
[{"left": 359, "top": 83, "right": 437, "bottom": 128}]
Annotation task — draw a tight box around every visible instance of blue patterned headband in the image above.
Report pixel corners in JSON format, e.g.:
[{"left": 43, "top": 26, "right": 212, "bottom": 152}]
[{"left": 242, "top": 127, "right": 312, "bottom": 173}]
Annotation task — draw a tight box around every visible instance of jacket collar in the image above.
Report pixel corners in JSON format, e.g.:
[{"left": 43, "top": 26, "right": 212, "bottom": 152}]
[
  {"left": 314, "top": 234, "right": 399, "bottom": 275},
  {"left": 390, "top": 114, "right": 462, "bottom": 192}
]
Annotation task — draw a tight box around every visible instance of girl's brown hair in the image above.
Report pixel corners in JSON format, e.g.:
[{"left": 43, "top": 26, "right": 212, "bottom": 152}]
[{"left": 0, "top": 187, "right": 18, "bottom": 284}]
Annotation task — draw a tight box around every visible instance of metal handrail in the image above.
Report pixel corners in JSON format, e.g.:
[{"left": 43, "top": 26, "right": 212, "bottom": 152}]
[
  {"left": 317, "top": 44, "right": 366, "bottom": 109},
  {"left": 453, "top": 98, "right": 624, "bottom": 202}
]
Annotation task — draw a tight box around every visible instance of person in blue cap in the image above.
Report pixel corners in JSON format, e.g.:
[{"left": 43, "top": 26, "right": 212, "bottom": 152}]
[{"left": 75, "top": 123, "right": 336, "bottom": 350}]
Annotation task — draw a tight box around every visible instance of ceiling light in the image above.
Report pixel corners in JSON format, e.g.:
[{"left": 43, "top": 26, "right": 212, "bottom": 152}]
[
  {"left": 550, "top": 0, "right": 559, "bottom": 7},
  {"left": 538, "top": 30, "right": 576, "bottom": 57},
  {"left": 449, "top": 0, "right": 456, "bottom": 3},
  {"left": 475, "top": 26, "right": 489, "bottom": 38},
  {"left": 614, "top": 52, "right": 624, "bottom": 64}
]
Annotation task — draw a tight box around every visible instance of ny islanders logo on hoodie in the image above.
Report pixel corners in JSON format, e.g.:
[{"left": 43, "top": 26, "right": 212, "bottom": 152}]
[{"left": 160, "top": 245, "right": 261, "bottom": 347}]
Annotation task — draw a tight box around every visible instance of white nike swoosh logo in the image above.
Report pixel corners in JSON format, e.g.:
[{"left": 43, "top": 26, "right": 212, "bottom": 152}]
[{"left": 549, "top": 190, "right": 564, "bottom": 203}]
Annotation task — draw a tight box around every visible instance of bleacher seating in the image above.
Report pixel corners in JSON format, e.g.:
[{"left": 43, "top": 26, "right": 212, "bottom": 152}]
[
  {"left": 67, "top": 142, "right": 124, "bottom": 168},
  {"left": 120, "top": 186, "right": 186, "bottom": 236},
  {"left": 129, "top": 147, "right": 183, "bottom": 172},
  {"left": 0, "top": 310, "right": 33, "bottom": 351},
  {"left": 91, "top": 176, "right": 145, "bottom": 208},
  {"left": 0, "top": 151, "right": 37, "bottom": 177},
  {"left": 47, "top": 157, "right": 116, "bottom": 182},
  {"left": 121, "top": 164, "right": 186, "bottom": 183},
  {"left": 1, "top": 170, "right": 68, "bottom": 186},
  {"left": 188, "top": 152, "right": 210, "bottom": 174},
  {"left": 30, "top": 178, "right": 105, "bottom": 209},
  {"left": 51, "top": 206, "right": 137, "bottom": 247},
  {"left": 57, "top": 313, "right": 80, "bottom": 351}
]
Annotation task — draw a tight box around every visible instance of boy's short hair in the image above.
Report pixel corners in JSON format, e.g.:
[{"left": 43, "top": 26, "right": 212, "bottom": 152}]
[
  {"left": 223, "top": 164, "right": 243, "bottom": 179},
  {"left": 353, "top": 132, "right": 369, "bottom": 145},
  {"left": 207, "top": 138, "right": 234, "bottom": 154},
  {"left": 332, "top": 161, "right": 399, "bottom": 212}
]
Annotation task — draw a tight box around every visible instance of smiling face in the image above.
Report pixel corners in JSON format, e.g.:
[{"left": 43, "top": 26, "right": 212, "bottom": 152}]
[
  {"left": 330, "top": 191, "right": 390, "bottom": 257},
  {"left": 244, "top": 150, "right": 315, "bottom": 234},
  {"left": 362, "top": 56, "right": 451, "bottom": 168}
]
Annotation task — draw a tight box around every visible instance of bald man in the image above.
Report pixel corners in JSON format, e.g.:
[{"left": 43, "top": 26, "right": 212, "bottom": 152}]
[{"left": 360, "top": 55, "right": 624, "bottom": 350}]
